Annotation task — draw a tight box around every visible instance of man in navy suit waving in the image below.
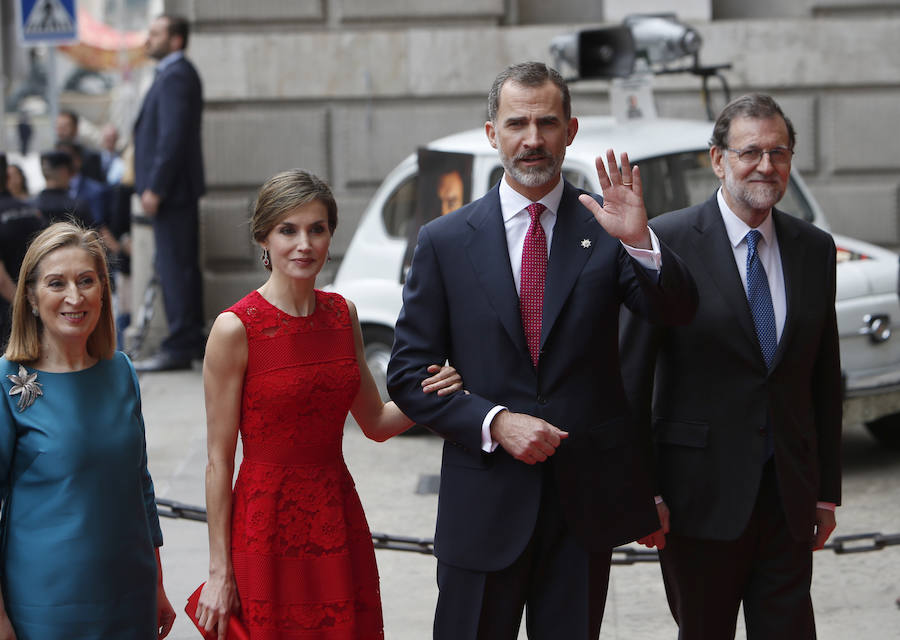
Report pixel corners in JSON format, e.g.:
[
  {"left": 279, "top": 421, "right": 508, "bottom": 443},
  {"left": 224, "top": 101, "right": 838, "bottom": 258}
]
[
  {"left": 387, "top": 61, "right": 697, "bottom": 640},
  {"left": 133, "top": 14, "right": 206, "bottom": 371}
]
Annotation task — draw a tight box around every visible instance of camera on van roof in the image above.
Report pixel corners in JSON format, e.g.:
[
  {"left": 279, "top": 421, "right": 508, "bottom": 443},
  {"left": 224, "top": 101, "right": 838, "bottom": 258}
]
[{"left": 550, "top": 14, "right": 703, "bottom": 80}]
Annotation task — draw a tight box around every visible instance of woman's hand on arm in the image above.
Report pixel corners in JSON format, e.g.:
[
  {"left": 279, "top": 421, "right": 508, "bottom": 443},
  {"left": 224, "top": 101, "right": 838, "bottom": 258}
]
[
  {"left": 421, "top": 364, "right": 463, "bottom": 396},
  {"left": 348, "top": 300, "right": 464, "bottom": 441},
  {"left": 196, "top": 312, "right": 247, "bottom": 639}
]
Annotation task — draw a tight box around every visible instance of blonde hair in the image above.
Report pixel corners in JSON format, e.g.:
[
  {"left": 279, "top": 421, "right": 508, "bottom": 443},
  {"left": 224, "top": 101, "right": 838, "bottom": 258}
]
[{"left": 4, "top": 222, "right": 116, "bottom": 362}]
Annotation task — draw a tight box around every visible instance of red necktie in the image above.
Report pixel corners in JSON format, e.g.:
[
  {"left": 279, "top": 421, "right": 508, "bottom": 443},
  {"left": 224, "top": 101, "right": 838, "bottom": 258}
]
[{"left": 520, "top": 202, "right": 547, "bottom": 368}]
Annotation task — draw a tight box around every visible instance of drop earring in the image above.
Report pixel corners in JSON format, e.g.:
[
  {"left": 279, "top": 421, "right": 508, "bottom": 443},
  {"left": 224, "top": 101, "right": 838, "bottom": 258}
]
[{"left": 262, "top": 248, "right": 270, "bottom": 267}]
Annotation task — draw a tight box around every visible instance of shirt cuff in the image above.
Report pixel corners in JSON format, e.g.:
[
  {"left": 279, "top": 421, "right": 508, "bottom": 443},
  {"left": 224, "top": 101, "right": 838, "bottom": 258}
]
[
  {"left": 816, "top": 501, "right": 837, "bottom": 511},
  {"left": 654, "top": 495, "right": 664, "bottom": 505},
  {"left": 481, "top": 405, "right": 506, "bottom": 452},
  {"left": 622, "top": 227, "right": 662, "bottom": 271}
]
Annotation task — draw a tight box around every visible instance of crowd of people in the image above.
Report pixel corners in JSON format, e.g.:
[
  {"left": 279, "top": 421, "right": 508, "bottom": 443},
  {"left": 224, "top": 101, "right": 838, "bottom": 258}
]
[{"left": 0, "top": 11, "right": 846, "bottom": 640}]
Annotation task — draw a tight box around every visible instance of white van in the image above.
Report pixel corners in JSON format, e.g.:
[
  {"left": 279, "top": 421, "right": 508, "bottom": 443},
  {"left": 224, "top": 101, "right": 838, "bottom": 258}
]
[{"left": 328, "top": 112, "right": 900, "bottom": 447}]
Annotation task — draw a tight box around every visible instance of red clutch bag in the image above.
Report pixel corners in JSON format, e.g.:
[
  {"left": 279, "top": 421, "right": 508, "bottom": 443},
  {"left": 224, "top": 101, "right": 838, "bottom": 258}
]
[{"left": 185, "top": 583, "right": 250, "bottom": 640}]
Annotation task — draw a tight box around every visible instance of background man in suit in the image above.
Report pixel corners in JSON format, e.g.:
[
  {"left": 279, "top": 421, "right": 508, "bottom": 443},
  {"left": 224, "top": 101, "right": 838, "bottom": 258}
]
[
  {"left": 620, "top": 93, "right": 842, "bottom": 639},
  {"left": 55, "top": 141, "right": 108, "bottom": 228},
  {"left": 133, "top": 13, "right": 206, "bottom": 371},
  {"left": 387, "top": 61, "right": 697, "bottom": 640},
  {"left": 32, "top": 150, "right": 94, "bottom": 228},
  {"left": 55, "top": 109, "right": 104, "bottom": 184}
]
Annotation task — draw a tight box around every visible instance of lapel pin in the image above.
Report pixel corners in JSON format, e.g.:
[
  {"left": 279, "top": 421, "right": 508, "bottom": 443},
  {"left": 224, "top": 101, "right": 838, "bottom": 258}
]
[{"left": 581, "top": 239, "right": 591, "bottom": 248}]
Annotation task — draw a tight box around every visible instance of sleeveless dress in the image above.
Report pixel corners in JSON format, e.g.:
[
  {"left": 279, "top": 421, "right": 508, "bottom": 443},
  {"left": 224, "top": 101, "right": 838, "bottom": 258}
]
[
  {"left": 226, "top": 290, "right": 383, "bottom": 640},
  {"left": 0, "top": 352, "right": 161, "bottom": 640}
]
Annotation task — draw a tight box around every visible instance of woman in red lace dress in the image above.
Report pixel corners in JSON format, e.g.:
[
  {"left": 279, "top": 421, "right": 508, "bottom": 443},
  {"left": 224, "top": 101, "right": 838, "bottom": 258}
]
[{"left": 196, "top": 170, "right": 461, "bottom": 639}]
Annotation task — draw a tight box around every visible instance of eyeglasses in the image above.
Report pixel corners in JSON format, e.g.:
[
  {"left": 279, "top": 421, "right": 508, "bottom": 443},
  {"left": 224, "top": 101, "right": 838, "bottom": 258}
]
[{"left": 725, "top": 146, "right": 794, "bottom": 166}]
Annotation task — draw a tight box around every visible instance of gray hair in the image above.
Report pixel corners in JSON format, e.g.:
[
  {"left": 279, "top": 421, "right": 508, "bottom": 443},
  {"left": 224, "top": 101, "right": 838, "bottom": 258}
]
[
  {"left": 487, "top": 62, "right": 571, "bottom": 123},
  {"left": 710, "top": 93, "right": 796, "bottom": 150}
]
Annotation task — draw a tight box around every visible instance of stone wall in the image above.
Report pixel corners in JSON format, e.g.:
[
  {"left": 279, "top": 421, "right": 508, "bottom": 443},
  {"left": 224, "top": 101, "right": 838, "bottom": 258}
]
[{"left": 166, "top": 0, "right": 900, "bottom": 320}]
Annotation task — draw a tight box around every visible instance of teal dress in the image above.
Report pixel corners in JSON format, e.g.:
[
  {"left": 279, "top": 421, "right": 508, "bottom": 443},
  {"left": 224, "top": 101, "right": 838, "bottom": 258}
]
[{"left": 0, "top": 352, "right": 162, "bottom": 639}]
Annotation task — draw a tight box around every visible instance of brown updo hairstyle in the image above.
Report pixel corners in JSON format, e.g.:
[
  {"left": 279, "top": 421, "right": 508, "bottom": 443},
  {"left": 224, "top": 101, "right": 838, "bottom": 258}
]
[
  {"left": 250, "top": 169, "right": 338, "bottom": 271},
  {"left": 5, "top": 221, "right": 116, "bottom": 362}
]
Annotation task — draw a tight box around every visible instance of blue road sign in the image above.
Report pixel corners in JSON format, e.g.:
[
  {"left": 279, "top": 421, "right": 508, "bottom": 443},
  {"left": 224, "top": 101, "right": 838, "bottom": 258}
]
[{"left": 18, "top": 0, "right": 78, "bottom": 46}]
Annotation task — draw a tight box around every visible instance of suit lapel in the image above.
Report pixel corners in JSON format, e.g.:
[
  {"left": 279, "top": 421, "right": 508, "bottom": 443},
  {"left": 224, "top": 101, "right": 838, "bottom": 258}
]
[
  {"left": 770, "top": 209, "right": 804, "bottom": 369},
  {"left": 465, "top": 187, "right": 529, "bottom": 356},
  {"left": 689, "top": 198, "right": 764, "bottom": 362},
  {"left": 542, "top": 182, "right": 598, "bottom": 347}
]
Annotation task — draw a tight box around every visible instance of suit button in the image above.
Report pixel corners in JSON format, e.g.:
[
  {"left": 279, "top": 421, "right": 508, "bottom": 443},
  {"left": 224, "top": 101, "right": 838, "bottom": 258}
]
[{"left": 537, "top": 395, "right": 548, "bottom": 405}]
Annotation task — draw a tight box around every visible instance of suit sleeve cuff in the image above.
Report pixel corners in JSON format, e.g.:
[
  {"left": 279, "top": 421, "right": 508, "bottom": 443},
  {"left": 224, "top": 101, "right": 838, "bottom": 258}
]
[
  {"left": 622, "top": 227, "right": 662, "bottom": 271},
  {"left": 816, "top": 501, "right": 837, "bottom": 511},
  {"left": 481, "top": 406, "right": 506, "bottom": 452}
]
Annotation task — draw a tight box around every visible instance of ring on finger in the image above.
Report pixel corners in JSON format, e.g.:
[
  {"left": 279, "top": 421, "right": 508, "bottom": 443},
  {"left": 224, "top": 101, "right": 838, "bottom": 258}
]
[{"left": 622, "top": 181, "right": 633, "bottom": 187}]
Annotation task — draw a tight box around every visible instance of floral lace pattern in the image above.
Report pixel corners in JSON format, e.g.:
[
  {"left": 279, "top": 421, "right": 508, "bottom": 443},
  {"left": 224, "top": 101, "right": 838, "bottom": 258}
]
[{"left": 226, "top": 290, "right": 383, "bottom": 638}]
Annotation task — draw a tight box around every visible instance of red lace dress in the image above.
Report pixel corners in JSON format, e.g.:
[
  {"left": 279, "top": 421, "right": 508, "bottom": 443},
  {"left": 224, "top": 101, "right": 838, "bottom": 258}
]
[{"left": 226, "top": 289, "right": 383, "bottom": 639}]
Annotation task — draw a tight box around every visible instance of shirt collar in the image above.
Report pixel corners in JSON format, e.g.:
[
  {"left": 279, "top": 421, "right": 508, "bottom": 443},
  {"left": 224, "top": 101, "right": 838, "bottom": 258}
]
[
  {"left": 717, "top": 187, "right": 775, "bottom": 249},
  {"left": 498, "top": 175, "right": 564, "bottom": 224},
  {"left": 155, "top": 50, "right": 184, "bottom": 73}
]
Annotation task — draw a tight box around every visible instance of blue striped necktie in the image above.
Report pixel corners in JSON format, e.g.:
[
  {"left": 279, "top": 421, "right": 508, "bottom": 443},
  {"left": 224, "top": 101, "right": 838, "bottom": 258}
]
[{"left": 745, "top": 229, "right": 777, "bottom": 368}]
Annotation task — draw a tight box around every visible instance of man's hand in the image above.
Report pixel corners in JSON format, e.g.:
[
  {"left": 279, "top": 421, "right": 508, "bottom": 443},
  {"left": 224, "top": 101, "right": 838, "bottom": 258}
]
[
  {"left": 141, "top": 189, "right": 161, "bottom": 217},
  {"left": 813, "top": 507, "right": 836, "bottom": 550},
  {"left": 490, "top": 411, "right": 568, "bottom": 464},
  {"left": 637, "top": 500, "right": 670, "bottom": 550},
  {"left": 578, "top": 148, "right": 651, "bottom": 249}
]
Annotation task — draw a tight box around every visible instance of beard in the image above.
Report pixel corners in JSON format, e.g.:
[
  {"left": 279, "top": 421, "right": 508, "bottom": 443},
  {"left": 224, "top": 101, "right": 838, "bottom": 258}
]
[
  {"left": 498, "top": 146, "right": 564, "bottom": 188},
  {"left": 723, "top": 162, "right": 786, "bottom": 213}
]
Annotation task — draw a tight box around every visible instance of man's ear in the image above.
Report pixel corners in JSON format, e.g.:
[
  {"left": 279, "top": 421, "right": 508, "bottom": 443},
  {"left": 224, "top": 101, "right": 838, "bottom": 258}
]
[
  {"left": 485, "top": 120, "right": 498, "bottom": 149},
  {"left": 710, "top": 146, "right": 726, "bottom": 180},
  {"left": 566, "top": 116, "right": 578, "bottom": 146}
]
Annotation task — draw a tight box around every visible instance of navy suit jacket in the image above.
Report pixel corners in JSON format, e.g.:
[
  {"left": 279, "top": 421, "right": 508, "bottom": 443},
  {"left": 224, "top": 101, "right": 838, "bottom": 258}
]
[
  {"left": 388, "top": 179, "right": 698, "bottom": 572},
  {"left": 134, "top": 55, "right": 205, "bottom": 209},
  {"left": 71, "top": 175, "right": 108, "bottom": 226},
  {"left": 620, "top": 194, "right": 842, "bottom": 543}
]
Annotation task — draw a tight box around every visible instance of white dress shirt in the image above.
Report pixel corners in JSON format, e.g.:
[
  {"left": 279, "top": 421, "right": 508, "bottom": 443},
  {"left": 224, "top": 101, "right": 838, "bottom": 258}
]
[
  {"left": 717, "top": 188, "right": 786, "bottom": 341},
  {"left": 480, "top": 175, "right": 663, "bottom": 451},
  {"left": 716, "top": 189, "right": 835, "bottom": 512}
]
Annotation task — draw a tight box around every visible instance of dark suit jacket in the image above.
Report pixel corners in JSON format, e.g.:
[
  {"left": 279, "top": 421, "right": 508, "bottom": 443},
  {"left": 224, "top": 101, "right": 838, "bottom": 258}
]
[
  {"left": 80, "top": 147, "right": 105, "bottom": 184},
  {"left": 71, "top": 175, "right": 108, "bottom": 226},
  {"left": 133, "top": 54, "right": 206, "bottom": 209},
  {"left": 388, "top": 180, "right": 698, "bottom": 572},
  {"left": 32, "top": 189, "right": 94, "bottom": 229},
  {"left": 620, "top": 194, "right": 842, "bottom": 543}
]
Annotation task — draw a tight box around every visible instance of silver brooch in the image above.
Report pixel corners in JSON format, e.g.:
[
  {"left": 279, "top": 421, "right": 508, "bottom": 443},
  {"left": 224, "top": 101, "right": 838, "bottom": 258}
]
[
  {"left": 581, "top": 239, "right": 592, "bottom": 248},
  {"left": 7, "top": 365, "right": 43, "bottom": 412}
]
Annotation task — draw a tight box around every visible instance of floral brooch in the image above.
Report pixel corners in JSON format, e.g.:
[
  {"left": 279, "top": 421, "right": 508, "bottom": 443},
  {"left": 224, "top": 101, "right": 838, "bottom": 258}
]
[{"left": 8, "top": 365, "right": 42, "bottom": 412}]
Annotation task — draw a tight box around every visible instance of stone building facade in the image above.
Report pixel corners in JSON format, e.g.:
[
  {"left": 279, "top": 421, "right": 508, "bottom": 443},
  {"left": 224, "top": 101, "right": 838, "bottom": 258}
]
[{"left": 166, "top": 0, "right": 900, "bottom": 321}]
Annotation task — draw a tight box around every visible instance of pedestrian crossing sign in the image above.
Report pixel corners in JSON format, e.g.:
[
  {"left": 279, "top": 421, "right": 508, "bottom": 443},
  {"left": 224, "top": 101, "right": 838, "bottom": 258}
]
[{"left": 18, "top": 0, "right": 78, "bottom": 46}]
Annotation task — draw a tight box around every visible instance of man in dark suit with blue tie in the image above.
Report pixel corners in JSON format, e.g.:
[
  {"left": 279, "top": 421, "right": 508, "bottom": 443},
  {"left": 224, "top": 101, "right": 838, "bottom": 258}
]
[
  {"left": 133, "top": 13, "right": 206, "bottom": 371},
  {"left": 620, "top": 94, "right": 842, "bottom": 639},
  {"left": 387, "top": 62, "right": 698, "bottom": 640}
]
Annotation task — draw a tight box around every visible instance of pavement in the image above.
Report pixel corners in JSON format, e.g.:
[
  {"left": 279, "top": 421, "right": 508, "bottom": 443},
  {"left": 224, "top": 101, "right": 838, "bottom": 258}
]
[{"left": 138, "top": 366, "right": 900, "bottom": 640}]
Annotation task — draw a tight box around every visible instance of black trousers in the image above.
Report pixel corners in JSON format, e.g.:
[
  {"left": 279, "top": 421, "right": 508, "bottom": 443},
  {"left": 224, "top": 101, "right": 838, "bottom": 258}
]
[
  {"left": 152, "top": 203, "right": 205, "bottom": 359},
  {"left": 433, "top": 468, "right": 612, "bottom": 640},
  {"left": 660, "top": 460, "right": 816, "bottom": 640}
]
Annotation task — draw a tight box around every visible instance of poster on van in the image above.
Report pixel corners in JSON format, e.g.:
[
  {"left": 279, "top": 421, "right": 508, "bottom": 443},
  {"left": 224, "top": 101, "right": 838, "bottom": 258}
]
[{"left": 401, "top": 149, "right": 474, "bottom": 282}]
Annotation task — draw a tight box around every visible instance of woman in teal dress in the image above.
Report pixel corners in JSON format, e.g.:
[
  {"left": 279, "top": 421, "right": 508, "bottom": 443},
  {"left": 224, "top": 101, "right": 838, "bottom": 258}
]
[{"left": 0, "top": 222, "right": 176, "bottom": 639}]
